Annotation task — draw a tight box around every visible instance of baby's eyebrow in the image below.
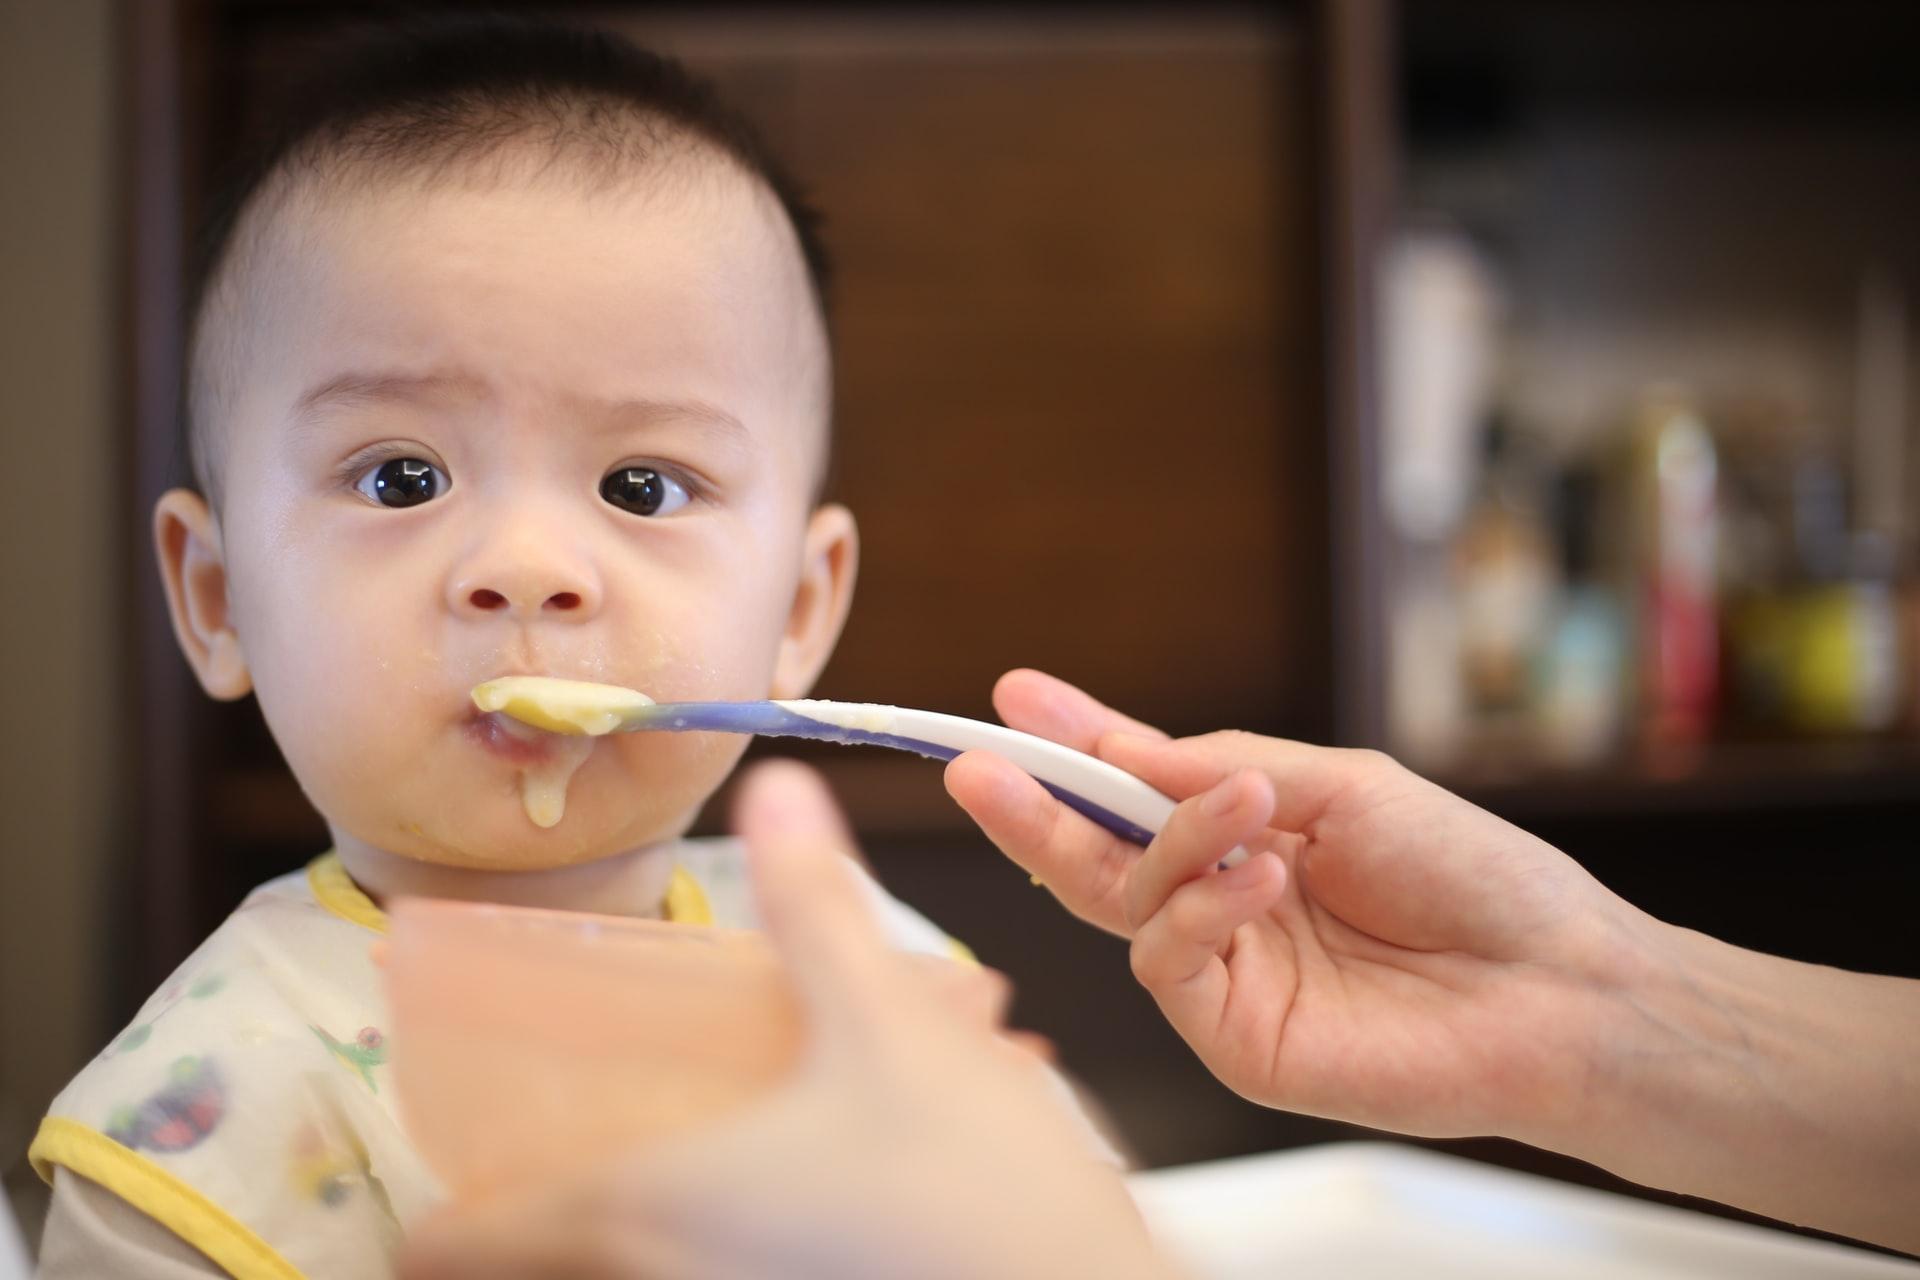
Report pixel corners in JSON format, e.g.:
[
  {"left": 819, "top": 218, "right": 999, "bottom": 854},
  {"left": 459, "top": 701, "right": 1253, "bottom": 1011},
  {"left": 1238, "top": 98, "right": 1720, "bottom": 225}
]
[
  {"left": 584, "top": 395, "right": 752, "bottom": 446},
  {"left": 289, "top": 371, "right": 752, "bottom": 446},
  {"left": 291, "top": 369, "right": 485, "bottom": 423}
]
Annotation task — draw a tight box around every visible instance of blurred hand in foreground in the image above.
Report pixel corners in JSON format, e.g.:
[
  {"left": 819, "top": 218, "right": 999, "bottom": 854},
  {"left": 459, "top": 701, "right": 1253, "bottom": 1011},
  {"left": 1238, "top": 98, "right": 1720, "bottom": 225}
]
[{"left": 401, "top": 758, "right": 1178, "bottom": 1280}]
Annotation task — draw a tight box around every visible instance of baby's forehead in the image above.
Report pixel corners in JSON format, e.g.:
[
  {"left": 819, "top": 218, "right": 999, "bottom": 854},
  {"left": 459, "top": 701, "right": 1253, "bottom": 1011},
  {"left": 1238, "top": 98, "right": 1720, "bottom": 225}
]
[
  {"left": 266, "top": 141, "right": 802, "bottom": 291},
  {"left": 201, "top": 146, "right": 830, "bottom": 490}
]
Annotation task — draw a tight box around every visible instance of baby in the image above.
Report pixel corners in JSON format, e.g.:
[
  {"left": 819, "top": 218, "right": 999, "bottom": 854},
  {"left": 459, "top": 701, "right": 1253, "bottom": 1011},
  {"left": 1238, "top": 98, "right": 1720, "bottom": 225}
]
[{"left": 30, "top": 19, "right": 993, "bottom": 1278}]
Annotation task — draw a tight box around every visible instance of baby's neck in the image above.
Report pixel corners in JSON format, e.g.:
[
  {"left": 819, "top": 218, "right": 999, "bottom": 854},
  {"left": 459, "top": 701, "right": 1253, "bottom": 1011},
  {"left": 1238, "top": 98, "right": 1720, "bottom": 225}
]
[{"left": 332, "top": 834, "right": 684, "bottom": 919}]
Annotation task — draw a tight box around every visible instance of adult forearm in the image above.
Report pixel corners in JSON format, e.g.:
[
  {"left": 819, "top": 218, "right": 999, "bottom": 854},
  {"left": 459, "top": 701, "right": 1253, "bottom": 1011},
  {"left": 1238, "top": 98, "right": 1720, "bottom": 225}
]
[{"left": 1541, "top": 918, "right": 1920, "bottom": 1252}]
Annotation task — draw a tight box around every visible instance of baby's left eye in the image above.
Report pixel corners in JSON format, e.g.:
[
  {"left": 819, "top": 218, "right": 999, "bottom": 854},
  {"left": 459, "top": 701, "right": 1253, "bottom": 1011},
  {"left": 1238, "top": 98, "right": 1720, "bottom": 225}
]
[
  {"left": 600, "top": 467, "right": 691, "bottom": 517},
  {"left": 354, "top": 456, "right": 449, "bottom": 508}
]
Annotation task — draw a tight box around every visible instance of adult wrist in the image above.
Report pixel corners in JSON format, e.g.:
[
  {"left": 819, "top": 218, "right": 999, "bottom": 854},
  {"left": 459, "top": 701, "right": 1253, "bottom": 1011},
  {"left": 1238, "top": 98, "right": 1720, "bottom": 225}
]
[
  {"left": 1510, "top": 907, "right": 1756, "bottom": 1169},
  {"left": 1516, "top": 912, "right": 1920, "bottom": 1250}
]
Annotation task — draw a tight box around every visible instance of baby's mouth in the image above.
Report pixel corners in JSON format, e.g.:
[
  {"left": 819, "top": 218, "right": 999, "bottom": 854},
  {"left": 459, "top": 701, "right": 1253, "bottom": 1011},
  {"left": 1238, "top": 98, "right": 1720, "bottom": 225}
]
[
  {"left": 467, "top": 707, "right": 563, "bottom": 765},
  {"left": 467, "top": 710, "right": 600, "bottom": 829},
  {"left": 466, "top": 675, "right": 655, "bottom": 830}
]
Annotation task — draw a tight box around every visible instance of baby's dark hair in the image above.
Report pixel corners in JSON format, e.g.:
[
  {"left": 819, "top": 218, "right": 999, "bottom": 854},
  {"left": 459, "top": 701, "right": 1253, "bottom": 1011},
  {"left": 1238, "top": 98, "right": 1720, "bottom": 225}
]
[{"left": 184, "top": 14, "right": 832, "bottom": 500}]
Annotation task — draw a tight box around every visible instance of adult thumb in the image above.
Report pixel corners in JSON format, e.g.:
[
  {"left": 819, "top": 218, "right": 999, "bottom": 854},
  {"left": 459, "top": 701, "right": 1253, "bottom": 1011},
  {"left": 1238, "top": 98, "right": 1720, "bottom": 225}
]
[{"left": 733, "top": 760, "right": 897, "bottom": 1036}]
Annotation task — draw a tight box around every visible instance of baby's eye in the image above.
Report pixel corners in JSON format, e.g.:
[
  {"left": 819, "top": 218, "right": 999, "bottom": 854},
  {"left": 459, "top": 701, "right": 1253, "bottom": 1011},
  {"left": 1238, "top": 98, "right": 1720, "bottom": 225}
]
[
  {"left": 600, "top": 466, "right": 690, "bottom": 517},
  {"left": 354, "top": 457, "right": 448, "bottom": 508}
]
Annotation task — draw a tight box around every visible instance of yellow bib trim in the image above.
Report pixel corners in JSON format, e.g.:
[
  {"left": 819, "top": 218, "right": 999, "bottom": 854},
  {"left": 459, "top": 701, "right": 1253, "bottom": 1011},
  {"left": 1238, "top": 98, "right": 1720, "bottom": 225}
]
[
  {"left": 663, "top": 865, "right": 713, "bottom": 924},
  {"left": 306, "top": 853, "right": 387, "bottom": 934},
  {"left": 30, "top": 1116, "right": 307, "bottom": 1280},
  {"left": 308, "top": 851, "right": 714, "bottom": 928}
]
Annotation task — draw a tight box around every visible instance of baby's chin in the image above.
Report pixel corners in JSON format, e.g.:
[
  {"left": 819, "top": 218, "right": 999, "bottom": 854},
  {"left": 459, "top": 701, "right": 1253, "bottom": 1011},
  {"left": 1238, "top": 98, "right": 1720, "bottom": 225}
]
[
  {"left": 347, "top": 789, "right": 705, "bottom": 872},
  {"left": 309, "top": 727, "right": 747, "bottom": 870}
]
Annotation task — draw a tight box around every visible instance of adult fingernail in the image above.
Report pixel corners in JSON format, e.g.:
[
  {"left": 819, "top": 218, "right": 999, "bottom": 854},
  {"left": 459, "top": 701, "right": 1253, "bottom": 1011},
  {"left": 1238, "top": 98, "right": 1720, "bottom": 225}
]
[{"left": 1202, "top": 779, "right": 1238, "bottom": 818}]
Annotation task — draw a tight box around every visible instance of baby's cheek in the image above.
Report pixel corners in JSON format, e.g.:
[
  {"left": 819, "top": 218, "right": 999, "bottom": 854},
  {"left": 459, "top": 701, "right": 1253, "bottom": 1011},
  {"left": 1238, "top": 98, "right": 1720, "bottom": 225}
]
[
  {"left": 622, "top": 620, "right": 784, "bottom": 703},
  {"left": 251, "top": 625, "right": 448, "bottom": 819},
  {"left": 609, "top": 724, "right": 750, "bottom": 798}
]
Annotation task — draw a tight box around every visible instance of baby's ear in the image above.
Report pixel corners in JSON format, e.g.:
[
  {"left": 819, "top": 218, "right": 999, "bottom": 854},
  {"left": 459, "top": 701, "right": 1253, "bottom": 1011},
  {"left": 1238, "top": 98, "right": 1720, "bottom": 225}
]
[
  {"left": 771, "top": 504, "right": 858, "bottom": 699},
  {"left": 153, "top": 489, "right": 252, "bottom": 700}
]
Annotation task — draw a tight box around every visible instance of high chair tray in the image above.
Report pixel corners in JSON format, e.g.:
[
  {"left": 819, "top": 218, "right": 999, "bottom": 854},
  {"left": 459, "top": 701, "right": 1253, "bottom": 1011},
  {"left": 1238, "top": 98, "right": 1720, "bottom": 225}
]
[{"left": 1128, "top": 1141, "right": 1916, "bottom": 1279}]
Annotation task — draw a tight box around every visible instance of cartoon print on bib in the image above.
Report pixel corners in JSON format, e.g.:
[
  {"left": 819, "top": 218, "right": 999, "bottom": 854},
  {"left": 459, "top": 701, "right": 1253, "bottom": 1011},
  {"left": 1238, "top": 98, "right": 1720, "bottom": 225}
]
[
  {"left": 288, "top": 1120, "right": 372, "bottom": 1209},
  {"left": 105, "top": 1056, "right": 226, "bottom": 1154},
  {"left": 312, "top": 1025, "right": 388, "bottom": 1092}
]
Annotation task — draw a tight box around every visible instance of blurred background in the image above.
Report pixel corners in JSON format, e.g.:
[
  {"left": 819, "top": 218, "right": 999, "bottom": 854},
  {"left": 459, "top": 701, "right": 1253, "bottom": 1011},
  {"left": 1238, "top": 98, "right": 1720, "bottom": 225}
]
[{"left": 4, "top": 0, "right": 1917, "bottom": 1252}]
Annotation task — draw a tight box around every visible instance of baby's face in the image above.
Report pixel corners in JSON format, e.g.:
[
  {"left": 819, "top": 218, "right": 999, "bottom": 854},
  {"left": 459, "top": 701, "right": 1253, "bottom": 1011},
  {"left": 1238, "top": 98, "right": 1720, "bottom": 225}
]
[{"left": 205, "top": 164, "right": 841, "bottom": 869}]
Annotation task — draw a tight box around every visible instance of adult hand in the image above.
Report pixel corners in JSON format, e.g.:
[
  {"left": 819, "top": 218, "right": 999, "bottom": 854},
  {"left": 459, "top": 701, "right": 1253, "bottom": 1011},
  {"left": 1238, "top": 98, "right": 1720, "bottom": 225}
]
[
  {"left": 946, "top": 670, "right": 1920, "bottom": 1253},
  {"left": 400, "top": 759, "right": 1177, "bottom": 1280},
  {"left": 946, "top": 668, "right": 1639, "bottom": 1141}
]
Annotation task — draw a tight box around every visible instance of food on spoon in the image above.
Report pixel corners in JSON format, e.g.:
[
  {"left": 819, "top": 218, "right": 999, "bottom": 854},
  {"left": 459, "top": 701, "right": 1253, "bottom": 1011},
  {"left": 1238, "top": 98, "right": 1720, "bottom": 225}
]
[{"left": 471, "top": 676, "right": 654, "bottom": 737}]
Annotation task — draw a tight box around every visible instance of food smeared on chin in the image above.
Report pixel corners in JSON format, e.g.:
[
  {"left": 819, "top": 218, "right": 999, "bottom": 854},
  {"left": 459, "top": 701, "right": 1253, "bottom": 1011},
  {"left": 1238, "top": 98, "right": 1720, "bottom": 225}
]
[{"left": 470, "top": 677, "right": 655, "bottom": 828}]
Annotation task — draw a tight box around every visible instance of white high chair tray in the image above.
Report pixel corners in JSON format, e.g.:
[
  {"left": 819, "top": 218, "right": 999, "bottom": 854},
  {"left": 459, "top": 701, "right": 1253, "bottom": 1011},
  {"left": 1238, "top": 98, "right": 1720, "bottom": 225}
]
[
  {"left": 0, "top": 1190, "right": 27, "bottom": 1280},
  {"left": 1128, "top": 1141, "right": 1917, "bottom": 1279}
]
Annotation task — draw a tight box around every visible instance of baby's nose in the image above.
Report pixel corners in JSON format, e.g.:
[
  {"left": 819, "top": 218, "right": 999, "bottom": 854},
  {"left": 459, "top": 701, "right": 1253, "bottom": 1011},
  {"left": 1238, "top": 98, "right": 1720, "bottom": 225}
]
[
  {"left": 465, "top": 585, "right": 585, "bottom": 614},
  {"left": 448, "top": 538, "right": 602, "bottom": 622}
]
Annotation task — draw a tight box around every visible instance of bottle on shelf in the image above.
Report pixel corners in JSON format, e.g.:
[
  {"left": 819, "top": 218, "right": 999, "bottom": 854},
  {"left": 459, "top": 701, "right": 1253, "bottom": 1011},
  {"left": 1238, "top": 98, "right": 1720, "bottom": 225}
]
[
  {"left": 1725, "top": 437, "right": 1910, "bottom": 742},
  {"left": 1534, "top": 464, "right": 1626, "bottom": 767},
  {"left": 1716, "top": 414, "right": 1795, "bottom": 740},
  {"left": 1452, "top": 411, "right": 1557, "bottom": 763},
  {"left": 1623, "top": 386, "right": 1721, "bottom": 755},
  {"left": 1785, "top": 530, "right": 1904, "bottom": 736}
]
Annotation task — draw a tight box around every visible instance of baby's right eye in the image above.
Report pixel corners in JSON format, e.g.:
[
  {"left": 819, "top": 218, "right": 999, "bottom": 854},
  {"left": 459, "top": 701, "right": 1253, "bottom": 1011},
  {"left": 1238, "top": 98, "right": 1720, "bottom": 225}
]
[{"left": 354, "top": 457, "right": 449, "bottom": 508}]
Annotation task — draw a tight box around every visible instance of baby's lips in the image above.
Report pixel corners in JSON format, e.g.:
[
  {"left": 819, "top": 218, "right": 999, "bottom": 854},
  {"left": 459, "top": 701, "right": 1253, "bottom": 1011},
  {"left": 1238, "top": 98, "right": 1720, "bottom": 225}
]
[{"left": 477, "top": 704, "right": 551, "bottom": 744}]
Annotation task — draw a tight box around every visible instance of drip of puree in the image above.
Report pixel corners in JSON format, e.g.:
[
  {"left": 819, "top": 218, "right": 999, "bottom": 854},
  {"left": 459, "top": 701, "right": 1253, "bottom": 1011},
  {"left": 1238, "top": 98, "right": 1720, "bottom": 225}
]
[{"left": 471, "top": 677, "right": 655, "bottom": 827}]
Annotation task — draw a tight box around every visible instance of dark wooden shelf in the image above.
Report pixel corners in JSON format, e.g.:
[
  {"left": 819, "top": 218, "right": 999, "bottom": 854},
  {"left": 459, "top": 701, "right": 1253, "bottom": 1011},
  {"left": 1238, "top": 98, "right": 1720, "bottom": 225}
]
[{"left": 1438, "top": 738, "right": 1920, "bottom": 819}]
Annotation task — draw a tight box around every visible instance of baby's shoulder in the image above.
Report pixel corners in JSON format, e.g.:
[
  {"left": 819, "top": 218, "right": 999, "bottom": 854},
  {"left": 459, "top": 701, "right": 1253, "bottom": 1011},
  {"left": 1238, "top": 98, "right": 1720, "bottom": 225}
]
[
  {"left": 43, "top": 858, "right": 395, "bottom": 1140},
  {"left": 31, "top": 860, "right": 433, "bottom": 1275},
  {"left": 114, "top": 859, "right": 384, "bottom": 1050}
]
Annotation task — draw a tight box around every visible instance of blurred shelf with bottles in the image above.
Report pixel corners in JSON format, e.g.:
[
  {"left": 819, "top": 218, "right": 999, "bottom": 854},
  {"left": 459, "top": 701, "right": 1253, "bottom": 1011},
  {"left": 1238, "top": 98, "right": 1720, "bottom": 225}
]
[{"left": 1355, "top": 0, "right": 1920, "bottom": 813}]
